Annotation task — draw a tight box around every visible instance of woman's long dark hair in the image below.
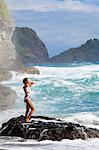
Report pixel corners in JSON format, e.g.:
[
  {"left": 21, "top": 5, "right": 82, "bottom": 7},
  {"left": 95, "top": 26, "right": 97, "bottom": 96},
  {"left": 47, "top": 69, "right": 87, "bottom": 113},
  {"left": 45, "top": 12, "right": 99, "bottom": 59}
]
[{"left": 23, "top": 78, "right": 28, "bottom": 84}]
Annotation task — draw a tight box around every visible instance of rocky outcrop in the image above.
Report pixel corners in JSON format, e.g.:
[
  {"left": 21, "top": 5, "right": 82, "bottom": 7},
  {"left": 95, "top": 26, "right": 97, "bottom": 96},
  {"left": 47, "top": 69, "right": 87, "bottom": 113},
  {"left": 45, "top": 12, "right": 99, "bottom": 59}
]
[
  {"left": 0, "top": 69, "right": 12, "bottom": 81},
  {"left": 0, "top": 84, "right": 17, "bottom": 111},
  {"left": 0, "top": 1, "right": 40, "bottom": 111},
  {"left": 12, "top": 27, "right": 49, "bottom": 64},
  {"left": 0, "top": 0, "right": 23, "bottom": 70},
  {"left": 0, "top": 115, "right": 99, "bottom": 141},
  {"left": 0, "top": 0, "right": 23, "bottom": 111},
  {"left": 49, "top": 39, "right": 99, "bottom": 63},
  {"left": 0, "top": 69, "right": 17, "bottom": 111},
  {"left": 0, "top": 18, "right": 24, "bottom": 70},
  {"left": 18, "top": 67, "right": 40, "bottom": 74}
]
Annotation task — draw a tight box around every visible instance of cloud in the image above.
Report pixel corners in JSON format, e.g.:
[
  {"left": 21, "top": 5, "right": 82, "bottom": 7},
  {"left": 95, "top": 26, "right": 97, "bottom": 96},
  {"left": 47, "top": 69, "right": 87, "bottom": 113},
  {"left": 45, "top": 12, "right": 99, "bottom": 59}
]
[
  {"left": 6, "top": 0, "right": 99, "bottom": 57},
  {"left": 6, "top": 0, "right": 99, "bottom": 13},
  {"left": 12, "top": 9, "right": 99, "bottom": 57},
  {"left": 79, "top": 0, "right": 99, "bottom": 5}
]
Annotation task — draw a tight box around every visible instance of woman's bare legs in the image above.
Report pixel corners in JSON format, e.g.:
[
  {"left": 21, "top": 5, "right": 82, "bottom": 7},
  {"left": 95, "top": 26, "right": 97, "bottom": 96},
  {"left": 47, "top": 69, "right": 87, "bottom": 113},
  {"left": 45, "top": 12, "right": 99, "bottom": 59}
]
[
  {"left": 25, "top": 103, "right": 30, "bottom": 120},
  {"left": 26, "top": 100, "right": 35, "bottom": 122}
]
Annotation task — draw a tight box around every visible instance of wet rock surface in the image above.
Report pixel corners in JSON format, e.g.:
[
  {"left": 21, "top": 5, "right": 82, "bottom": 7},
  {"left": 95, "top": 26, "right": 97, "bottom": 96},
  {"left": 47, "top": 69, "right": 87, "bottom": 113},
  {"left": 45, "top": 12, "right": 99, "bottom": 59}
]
[{"left": 0, "top": 115, "right": 99, "bottom": 141}]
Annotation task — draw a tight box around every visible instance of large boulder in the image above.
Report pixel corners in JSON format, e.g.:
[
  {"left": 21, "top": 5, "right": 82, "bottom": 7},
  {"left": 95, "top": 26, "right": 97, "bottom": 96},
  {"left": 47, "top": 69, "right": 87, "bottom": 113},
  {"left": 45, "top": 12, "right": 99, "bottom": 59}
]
[
  {"left": 0, "top": 84, "right": 17, "bottom": 111},
  {"left": 0, "top": 69, "right": 17, "bottom": 111},
  {"left": 0, "top": 115, "right": 99, "bottom": 141}
]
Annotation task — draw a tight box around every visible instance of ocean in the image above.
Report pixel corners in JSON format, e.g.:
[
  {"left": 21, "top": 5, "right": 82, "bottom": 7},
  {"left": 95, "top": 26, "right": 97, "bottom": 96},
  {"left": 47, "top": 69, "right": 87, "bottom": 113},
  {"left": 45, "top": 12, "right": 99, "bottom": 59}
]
[{"left": 0, "top": 62, "right": 99, "bottom": 150}]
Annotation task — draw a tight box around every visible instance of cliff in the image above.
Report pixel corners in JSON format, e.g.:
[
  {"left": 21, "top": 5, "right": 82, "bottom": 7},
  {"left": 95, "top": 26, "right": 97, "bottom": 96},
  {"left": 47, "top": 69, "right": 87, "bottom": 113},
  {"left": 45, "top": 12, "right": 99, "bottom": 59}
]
[
  {"left": 49, "top": 39, "right": 99, "bottom": 63},
  {"left": 0, "top": 1, "right": 39, "bottom": 112},
  {"left": 0, "top": 0, "right": 23, "bottom": 70},
  {"left": 12, "top": 27, "right": 49, "bottom": 64}
]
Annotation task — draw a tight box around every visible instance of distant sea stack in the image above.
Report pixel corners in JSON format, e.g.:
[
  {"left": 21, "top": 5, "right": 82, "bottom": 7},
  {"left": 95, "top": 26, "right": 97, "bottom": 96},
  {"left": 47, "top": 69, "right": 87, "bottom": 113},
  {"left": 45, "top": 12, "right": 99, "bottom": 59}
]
[
  {"left": 12, "top": 27, "right": 49, "bottom": 64},
  {"left": 49, "top": 39, "right": 99, "bottom": 63},
  {"left": 0, "top": 0, "right": 23, "bottom": 70}
]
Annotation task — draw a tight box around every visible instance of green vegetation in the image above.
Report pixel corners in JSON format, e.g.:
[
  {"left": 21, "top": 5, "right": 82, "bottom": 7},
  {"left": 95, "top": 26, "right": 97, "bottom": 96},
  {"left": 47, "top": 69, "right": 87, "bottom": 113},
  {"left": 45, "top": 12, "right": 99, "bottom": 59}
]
[{"left": 0, "top": 0, "right": 9, "bottom": 19}]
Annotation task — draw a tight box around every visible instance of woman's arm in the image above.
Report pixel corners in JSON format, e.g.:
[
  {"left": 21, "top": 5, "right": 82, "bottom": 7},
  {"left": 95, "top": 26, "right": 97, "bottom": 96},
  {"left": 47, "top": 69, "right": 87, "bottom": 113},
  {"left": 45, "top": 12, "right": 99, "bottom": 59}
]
[{"left": 29, "top": 81, "right": 35, "bottom": 86}]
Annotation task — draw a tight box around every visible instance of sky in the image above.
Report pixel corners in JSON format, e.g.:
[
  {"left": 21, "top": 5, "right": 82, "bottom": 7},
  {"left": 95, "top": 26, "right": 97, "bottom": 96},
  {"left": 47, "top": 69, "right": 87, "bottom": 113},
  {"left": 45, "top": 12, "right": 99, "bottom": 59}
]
[{"left": 6, "top": 0, "right": 99, "bottom": 57}]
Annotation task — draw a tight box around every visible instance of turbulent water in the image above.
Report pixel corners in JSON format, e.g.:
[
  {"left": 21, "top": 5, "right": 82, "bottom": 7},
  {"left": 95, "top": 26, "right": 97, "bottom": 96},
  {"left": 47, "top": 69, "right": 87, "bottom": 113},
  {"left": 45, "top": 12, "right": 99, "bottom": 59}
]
[{"left": 0, "top": 63, "right": 99, "bottom": 150}]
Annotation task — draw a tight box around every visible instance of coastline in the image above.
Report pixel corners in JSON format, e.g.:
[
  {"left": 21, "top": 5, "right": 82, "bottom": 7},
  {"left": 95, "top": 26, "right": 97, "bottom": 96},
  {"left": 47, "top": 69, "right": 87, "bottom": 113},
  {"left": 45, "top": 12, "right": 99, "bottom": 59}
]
[
  {"left": 0, "top": 69, "right": 17, "bottom": 111},
  {"left": 0, "top": 64, "right": 99, "bottom": 150}
]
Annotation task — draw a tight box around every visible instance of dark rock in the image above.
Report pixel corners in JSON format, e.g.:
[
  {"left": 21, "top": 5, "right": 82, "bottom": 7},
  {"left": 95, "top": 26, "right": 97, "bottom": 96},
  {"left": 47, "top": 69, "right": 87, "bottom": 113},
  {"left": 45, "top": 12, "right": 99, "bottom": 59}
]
[
  {"left": 12, "top": 27, "right": 49, "bottom": 64},
  {"left": 49, "top": 38, "right": 99, "bottom": 63},
  {"left": 0, "top": 115, "right": 99, "bottom": 141}
]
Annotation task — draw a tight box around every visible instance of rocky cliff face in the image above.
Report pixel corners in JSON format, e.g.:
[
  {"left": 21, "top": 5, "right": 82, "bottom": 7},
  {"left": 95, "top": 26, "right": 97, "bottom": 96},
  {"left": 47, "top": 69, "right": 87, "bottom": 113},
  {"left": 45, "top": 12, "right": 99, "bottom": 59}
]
[
  {"left": 0, "top": 0, "right": 23, "bottom": 70},
  {"left": 12, "top": 27, "right": 49, "bottom": 64},
  {"left": 49, "top": 39, "right": 99, "bottom": 63}
]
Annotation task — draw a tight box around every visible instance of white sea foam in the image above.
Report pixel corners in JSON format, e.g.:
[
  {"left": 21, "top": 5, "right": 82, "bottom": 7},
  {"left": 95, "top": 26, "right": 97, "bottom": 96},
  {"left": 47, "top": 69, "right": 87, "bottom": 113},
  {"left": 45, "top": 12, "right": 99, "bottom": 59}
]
[
  {"left": 62, "top": 112, "right": 99, "bottom": 129},
  {"left": 0, "top": 71, "right": 36, "bottom": 85},
  {"left": 0, "top": 137, "right": 99, "bottom": 150},
  {"left": 0, "top": 63, "right": 99, "bottom": 149},
  {"left": 35, "top": 64, "right": 99, "bottom": 78}
]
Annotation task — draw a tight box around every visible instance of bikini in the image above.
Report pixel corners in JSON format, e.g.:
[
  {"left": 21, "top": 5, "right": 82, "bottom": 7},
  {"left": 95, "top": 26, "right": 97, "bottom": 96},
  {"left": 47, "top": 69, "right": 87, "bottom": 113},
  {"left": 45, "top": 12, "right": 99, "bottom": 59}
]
[{"left": 23, "top": 86, "right": 31, "bottom": 102}]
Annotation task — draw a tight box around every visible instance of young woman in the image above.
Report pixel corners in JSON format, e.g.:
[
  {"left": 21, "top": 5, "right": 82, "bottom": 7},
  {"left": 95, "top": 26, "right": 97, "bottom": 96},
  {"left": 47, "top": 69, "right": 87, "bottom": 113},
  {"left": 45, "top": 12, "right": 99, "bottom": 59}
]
[{"left": 23, "top": 78, "right": 35, "bottom": 122}]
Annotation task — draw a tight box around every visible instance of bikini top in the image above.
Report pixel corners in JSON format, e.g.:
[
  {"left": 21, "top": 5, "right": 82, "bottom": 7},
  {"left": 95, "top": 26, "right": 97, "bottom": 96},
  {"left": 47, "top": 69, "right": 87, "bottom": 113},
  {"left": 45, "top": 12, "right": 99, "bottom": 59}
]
[{"left": 23, "top": 86, "right": 31, "bottom": 97}]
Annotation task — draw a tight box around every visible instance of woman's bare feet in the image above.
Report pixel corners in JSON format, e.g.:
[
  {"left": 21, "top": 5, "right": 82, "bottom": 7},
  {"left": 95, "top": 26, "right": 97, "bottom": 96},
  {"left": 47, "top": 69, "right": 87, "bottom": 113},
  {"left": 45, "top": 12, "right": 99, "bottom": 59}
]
[{"left": 26, "top": 118, "right": 30, "bottom": 123}]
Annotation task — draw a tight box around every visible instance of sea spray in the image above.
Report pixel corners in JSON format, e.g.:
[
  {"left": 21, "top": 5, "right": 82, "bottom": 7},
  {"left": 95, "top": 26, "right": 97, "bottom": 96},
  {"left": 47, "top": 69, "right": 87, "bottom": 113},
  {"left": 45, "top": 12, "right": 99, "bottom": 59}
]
[{"left": 0, "top": 63, "right": 99, "bottom": 149}]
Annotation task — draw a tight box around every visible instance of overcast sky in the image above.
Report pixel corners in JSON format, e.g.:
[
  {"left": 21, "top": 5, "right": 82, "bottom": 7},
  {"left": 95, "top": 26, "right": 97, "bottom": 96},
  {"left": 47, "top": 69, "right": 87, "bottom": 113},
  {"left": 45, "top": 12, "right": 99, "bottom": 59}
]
[{"left": 6, "top": 0, "right": 99, "bottom": 57}]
